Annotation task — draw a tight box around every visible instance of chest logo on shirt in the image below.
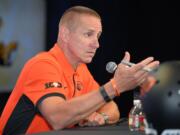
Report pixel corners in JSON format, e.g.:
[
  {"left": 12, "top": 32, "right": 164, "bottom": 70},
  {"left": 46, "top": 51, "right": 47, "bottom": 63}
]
[{"left": 45, "top": 82, "right": 63, "bottom": 89}]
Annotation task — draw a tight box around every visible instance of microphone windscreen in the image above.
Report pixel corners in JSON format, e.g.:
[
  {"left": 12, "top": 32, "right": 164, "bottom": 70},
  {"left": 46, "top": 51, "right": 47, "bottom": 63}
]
[{"left": 106, "top": 61, "right": 117, "bottom": 73}]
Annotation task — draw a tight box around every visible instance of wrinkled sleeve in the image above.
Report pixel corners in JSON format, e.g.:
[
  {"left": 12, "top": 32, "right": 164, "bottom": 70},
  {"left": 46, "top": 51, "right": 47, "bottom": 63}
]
[{"left": 23, "top": 60, "right": 69, "bottom": 106}]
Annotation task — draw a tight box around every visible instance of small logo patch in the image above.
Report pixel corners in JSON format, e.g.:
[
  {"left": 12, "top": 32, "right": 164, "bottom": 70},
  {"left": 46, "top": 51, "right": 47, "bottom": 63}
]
[
  {"left": 45, "top": 82, "right": 62, "bottom": 89},
  {"left": 76, "top": 81, "right": 83, "bottom": 91}
]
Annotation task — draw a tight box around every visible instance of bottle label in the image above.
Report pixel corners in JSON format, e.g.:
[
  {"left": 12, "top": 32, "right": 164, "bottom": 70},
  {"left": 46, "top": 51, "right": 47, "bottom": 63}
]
[
  {"left": 128, "top": 117, "right": 133, "bottom": 125},
  {"left": 139, "top": 115, "right": 145, "bottom": 131},
  {"left": 128, "top": 114, "right": 145, "bottom": 131},
  {"left": 134, "top": 115, "right": 140, "bottom": 128}
]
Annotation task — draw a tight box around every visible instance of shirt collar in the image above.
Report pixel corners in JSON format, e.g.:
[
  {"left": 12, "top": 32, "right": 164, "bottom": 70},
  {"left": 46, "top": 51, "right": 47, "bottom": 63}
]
[{"left": 49, "top": 43, "right": 82, "bottom": 76}]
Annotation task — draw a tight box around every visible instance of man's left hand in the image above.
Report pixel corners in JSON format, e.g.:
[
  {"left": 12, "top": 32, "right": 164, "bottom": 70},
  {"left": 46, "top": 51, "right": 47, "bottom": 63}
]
[{"left": 78, "top": 112, "right": 106, "bottom": 127}]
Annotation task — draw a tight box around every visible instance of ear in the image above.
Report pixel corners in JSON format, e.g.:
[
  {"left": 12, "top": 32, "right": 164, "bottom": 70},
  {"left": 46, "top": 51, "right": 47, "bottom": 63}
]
[{"left": 59, "top": 26, "right": 70, "bottom": 43}]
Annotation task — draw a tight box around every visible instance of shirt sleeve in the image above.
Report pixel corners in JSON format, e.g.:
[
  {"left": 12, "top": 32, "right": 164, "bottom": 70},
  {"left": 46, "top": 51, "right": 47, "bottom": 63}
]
[{"left": 23, "top": 60, "right": 69, "bottom": 106}]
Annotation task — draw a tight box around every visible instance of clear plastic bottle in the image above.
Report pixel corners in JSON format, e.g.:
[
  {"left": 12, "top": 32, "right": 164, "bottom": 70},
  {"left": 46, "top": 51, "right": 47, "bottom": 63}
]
[{"left": 128, "top": 99, "right": 145, "bottom": 131}]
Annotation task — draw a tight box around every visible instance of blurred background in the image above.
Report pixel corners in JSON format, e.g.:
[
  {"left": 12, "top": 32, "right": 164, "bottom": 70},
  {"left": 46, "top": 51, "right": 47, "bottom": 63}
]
[{"left": 0, "top": 0, "right": 179, "bottom": 117}]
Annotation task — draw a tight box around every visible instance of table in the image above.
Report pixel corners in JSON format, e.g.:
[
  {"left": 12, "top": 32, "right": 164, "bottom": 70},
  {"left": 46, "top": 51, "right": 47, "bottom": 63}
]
[{"left": 31, "top": 118, "right": 145, "bottom": 135}]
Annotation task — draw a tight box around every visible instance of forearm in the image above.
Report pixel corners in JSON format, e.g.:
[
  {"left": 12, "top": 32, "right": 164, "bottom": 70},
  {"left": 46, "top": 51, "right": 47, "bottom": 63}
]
[
  {"left": 67, "top": 83, "right": 117, "bottom": 125},
  {"left": 64, "top": 90, "right": 106, "bottom": 125},
  {"left": 77, "top": 101, "right": 120, "bottom": 127},
  {"left": 39, "top": 83, "right": 116, "bottom": 129}
]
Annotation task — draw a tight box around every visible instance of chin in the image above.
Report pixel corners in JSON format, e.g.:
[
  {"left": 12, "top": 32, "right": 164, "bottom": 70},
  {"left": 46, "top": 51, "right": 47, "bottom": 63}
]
[
  {"left": 85, "top": 60, "right": 92, "bottom": 64},
  {"left": 83, "top": 58, "right": 93, "bottom": 64}
]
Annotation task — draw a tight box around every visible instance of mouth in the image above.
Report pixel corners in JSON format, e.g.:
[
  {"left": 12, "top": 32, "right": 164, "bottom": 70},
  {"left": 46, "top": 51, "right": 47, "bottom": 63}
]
[{"left": 87, "top": 51, "right": 95, "bottom": 57}]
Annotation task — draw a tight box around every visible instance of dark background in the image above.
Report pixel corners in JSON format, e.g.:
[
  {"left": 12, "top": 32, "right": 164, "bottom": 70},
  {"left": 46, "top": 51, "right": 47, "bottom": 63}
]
[{"left": 1, "top": 0, "right": 180, "bottom": 117}]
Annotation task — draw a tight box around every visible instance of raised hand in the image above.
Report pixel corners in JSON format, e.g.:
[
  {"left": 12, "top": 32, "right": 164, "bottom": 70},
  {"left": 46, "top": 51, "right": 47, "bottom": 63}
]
[{"left": 113, "top": 52, "right": 159, "bottom": 94}]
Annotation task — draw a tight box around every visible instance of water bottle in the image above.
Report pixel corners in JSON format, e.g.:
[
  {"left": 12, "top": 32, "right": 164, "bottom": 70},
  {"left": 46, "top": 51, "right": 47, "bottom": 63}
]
[{"left": 128, "top": 99, "right": 145, "bottom": 131}]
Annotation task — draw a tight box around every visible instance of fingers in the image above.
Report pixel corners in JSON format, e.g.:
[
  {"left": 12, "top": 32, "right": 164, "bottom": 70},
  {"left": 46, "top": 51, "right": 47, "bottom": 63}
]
[
  {"left": 136, "top": 73, "right": 149, "bottom": 86},
  {"left": 132, "top": 57, "right": 155, "bottom": 72},
  {"left": 122, "top": 51, "right": 130, "bottom": 63},
  {"left": 127, "top": 60, "right": 159, "bottom": 86},
  {"left": 144, "top": 61, "right": 160, "bottom": 71},
  {"left": 78, "top": 120, "right": 86, "bottom": 127},
  {"left": 79, "top": 112, "right": 105, "bottom": 127},
  {"left": 112, "top": 54, "right": 159, "bottom": 94},
  {"left": 120, "top": 53, "right": 159, "bottom": 73},
  {"left": 129, "top": 60, "right": 158, "bottom": 87}
]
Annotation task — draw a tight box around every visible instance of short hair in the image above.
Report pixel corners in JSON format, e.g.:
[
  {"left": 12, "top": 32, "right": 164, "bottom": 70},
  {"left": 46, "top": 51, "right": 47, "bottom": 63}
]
[{"left": 59, "top": 6, "right": 101, "bottom": 30}]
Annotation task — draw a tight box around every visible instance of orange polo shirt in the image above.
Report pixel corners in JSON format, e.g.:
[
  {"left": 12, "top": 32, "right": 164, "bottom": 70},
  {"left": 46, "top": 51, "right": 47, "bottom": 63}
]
[{"left": 0, "top": 43, "right": 99, "bottom": 135}]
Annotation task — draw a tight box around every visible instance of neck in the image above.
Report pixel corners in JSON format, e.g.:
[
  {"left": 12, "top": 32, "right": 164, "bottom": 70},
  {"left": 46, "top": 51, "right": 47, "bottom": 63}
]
[{"left": 57, "top": 41, "right": 79, "bottom": 70}]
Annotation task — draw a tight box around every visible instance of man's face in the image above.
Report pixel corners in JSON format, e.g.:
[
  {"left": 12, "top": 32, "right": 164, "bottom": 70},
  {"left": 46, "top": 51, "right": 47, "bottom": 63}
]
[{"left": 66, "top": 14, "right": 102, "bottom": 64}]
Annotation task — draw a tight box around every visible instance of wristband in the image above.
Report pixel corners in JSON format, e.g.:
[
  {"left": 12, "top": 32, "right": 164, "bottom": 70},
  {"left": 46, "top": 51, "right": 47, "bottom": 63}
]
[
  {"left": 110, "top": 79, "right": 120, "bottom": 96},
  {"left": 99, "top": 86, "right": 111, "bottom": 102}
]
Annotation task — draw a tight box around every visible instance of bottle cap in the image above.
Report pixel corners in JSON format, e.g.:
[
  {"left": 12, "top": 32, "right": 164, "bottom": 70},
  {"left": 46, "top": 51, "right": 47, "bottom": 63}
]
[{"left": 133, "top": 99, "right": 141, "bottom": 106}]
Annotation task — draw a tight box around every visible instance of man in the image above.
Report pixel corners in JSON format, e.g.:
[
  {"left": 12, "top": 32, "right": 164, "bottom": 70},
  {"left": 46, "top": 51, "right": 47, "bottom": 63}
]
[{"left": 0, "top": 6, "right": 159, "bottom": 134}]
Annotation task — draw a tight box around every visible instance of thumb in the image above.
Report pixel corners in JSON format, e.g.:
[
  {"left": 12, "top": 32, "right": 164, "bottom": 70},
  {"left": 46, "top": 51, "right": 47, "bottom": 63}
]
[{"left": 122, "top": 51, "right": 130, "bottom": 62}]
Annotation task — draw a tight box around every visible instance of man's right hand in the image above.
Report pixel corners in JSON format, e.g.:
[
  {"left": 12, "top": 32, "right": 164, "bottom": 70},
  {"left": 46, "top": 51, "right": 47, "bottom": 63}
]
[{"left": 112, "top": 52, "right": 159, "bottom": 94}]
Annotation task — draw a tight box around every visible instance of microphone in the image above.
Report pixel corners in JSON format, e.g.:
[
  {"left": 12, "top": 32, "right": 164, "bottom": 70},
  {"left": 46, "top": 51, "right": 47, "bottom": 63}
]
[
  {"left": 106, "top": 61, "right": 117, "bottom": 73},
  {"left": 106, "top": 60, "right": 153, "bottom": 73}
]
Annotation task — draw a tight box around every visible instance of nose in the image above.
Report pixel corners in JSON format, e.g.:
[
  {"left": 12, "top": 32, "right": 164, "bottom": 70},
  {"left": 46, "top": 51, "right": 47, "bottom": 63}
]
[{"left": 91, "top": 39, "right": 100, "bottom": 49}]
